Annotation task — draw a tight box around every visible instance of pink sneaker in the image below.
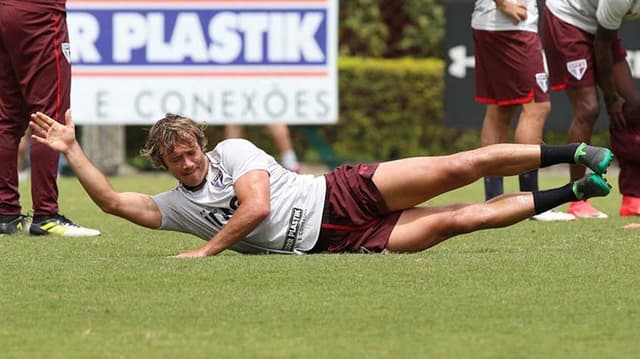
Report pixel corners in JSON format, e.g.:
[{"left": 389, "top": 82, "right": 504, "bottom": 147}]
[
  {"left": 620, "top": 196, "right": 640, "bottom": 216},
  {"left": 567, "top": 200, "right": 608, "bottom": 219}
]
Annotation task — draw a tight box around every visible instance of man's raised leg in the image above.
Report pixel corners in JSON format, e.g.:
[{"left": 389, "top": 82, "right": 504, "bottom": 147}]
[{"left": 373, "top": 143, "right": 612, "bottom": 212}]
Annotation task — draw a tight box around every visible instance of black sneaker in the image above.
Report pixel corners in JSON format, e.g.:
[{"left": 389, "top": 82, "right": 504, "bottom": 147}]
[
  {"left": 0, "top": 215, "right": 28, "bottom": 235},
  {"left": 29, "top": 214, "right": 101, "bottom": 237}
]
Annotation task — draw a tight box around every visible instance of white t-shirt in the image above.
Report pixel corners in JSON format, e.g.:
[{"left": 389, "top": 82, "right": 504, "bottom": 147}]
[
  {"left": 597, "top": 0, "right": 640, "bottom": 29},
  {"left": 546, "top": 0, "right": 640, "bottom": 34},
  {"left": 471, "top": 0, "right": 539, "bottom": 32},
  {"left": 152, "top": 139, "right": 327, "bottom": 255}
]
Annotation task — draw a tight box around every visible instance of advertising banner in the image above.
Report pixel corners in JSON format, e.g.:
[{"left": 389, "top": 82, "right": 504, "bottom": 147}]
[{"left": 67, "top": 0, "right": 338, "bottom": 125}]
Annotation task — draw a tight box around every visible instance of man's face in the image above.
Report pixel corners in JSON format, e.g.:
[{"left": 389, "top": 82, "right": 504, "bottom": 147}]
[{"left": 162, "top": 137, "right": 208, "bottom": 187}]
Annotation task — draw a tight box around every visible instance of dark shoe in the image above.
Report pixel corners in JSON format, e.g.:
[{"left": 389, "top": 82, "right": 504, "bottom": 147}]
[
  {"left": 572, "top": 174, "right": 612, "bottom": 201},
  {"left": 29, "top": 214, "right": 101, "bottom": 237},
  {"left": 0, "top": 215, "right": 28, "bottom": 235},
  {"left": 574, "top": 143, "right": 613, "bottom": 174}
]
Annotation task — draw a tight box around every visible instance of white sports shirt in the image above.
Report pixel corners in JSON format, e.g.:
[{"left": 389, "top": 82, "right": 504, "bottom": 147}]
[
  {"left": 152, "top": 139, "right": 327, "bottom": 254},
  {"left": 546, "top": 0, "right": 640, "bottom": 34},
  {"left": 471, "top": 0, "right": 539, "bottom": 32}
]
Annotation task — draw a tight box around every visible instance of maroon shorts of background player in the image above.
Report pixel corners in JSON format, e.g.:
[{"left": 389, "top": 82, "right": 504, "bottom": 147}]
[
  {"left": 473, "top": 29, "right": 550, "bottom": 106},
  {"left": 310, "top": 163, "right": 402, "bottom": 254},
  {"left": 541, "top": 6, "right": 627, "bottom": 91}
]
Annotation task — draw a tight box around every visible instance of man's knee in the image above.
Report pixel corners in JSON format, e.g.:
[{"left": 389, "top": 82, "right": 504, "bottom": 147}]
[{"left": 573, "top": 99, "right": 600, "bottom": 126}]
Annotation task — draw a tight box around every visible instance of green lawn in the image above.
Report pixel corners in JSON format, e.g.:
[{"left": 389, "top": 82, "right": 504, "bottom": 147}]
[{"left": 1, "top": 173, "right": 638, "bottom": 358}]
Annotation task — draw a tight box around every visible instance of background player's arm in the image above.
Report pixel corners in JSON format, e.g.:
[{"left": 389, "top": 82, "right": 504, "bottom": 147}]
[
  {"left": 174, "top": 170, "right": 271, "bottom": 258},
  {"left": 30, "top": 111, "right": 162, "bottom": 229},
  {"left": 595, "top": 25, "right": 625, "bottom": 127}
]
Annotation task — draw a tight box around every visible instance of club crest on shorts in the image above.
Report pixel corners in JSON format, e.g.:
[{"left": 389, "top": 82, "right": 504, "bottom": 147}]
[
  {"left": 61, "top": 43, "right": 71, "bottom": 64},
  {"left": 535, "top": 73, "right": 549, "bottom": 93},
  {"left": 567, "top": 59, "right": 587, "bottom": 80}
]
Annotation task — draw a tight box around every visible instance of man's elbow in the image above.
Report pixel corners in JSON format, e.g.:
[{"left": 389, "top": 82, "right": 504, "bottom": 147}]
[
  {"left": 250, "top": 202, "right": 271, "bottom": 222},
  {"left": 97, "top": 198, "right": 122, "bottom": 216}
]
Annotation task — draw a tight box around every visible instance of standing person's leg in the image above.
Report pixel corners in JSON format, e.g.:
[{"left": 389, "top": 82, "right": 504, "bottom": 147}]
[
  {"left": 540, "top": 7, "right": 607, "bottom": 218},
  {"left": 371, "top": 142, "right": 612, "bottom": 212},
  {"left": 9, "top": 8, "right": 64, "bottom": 217},
  {"left": 0, "top": 4, "right": 29, "bottom": 233},
  {"left": 611, "top": 123, "right": 640, "bottom": 216},
  {"left": 267, "top": 123, "right": 300, "bottom": 173},
  {"left": 515, "top": 101, "right": 575, "bottom": 222},
  {"left": 610, "top": 55, "right": 640, "bottom": 216},
  {"left": 515, "top": 102, "right": 548, "bottom": 192},
  {"left": 473, "top": 29, "right": 516, "bottom": 201},
  {"left": 480, "top": 105, "right": 516, "bottom": 200}
]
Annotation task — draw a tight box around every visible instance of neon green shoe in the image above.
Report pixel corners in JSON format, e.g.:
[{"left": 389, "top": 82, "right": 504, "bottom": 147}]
[
  {"left": 574, "top": 143, "right": 613, "bottom": 174},
  {"left": 572, "top": 174, "right": 612, "bottom": 200}
]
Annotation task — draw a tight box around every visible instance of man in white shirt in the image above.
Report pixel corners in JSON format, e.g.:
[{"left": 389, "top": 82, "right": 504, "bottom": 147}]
[
  {"left": 541, "top": 0, "right": 640, "bottom": 218},
  {"left": 27, "top": 111, "right": 613, "bottom": 257}
]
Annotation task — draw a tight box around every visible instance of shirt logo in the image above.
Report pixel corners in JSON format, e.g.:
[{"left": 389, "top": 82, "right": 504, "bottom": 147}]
[
  {"left": 535, "top": 73, "right": 549, "bottom": 93},
  {"left": 567, "top": 59, "right": 587, "bottom": 81},
  {"left": 211, "top": 170, "right": 224, "bottom": 190},
  {"left": 61, "top": 43, "right": 71, "bottom": 64}
]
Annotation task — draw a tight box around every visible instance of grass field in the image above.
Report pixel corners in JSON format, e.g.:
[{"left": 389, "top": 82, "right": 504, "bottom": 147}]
[{"left": 1, "top": 171, "right": 639, "bottom": 358}]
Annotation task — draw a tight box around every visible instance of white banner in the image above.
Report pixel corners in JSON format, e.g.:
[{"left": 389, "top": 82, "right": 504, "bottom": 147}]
[{"left": 67, "top": 0, "right": 338, "bottom": 125}]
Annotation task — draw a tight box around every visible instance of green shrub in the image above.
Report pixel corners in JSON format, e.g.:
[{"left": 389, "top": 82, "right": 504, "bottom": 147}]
[{"left": 339, "top": 0, "right": 445, "bottom": 58}]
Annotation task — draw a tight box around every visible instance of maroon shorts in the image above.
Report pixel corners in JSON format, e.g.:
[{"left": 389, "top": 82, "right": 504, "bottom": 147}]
[
  {"left": 309, "top": 163, "right": 402, "bottom": 254},
  {"left": 541, "top": 6, "right": 626, "bottom": 90},
  {"left": 473, "top": 29, "right": 550, "bottom": 106}
]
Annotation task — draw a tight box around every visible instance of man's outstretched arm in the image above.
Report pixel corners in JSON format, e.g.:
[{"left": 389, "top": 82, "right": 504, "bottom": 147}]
[{"left": 30, "top": 111, "right": 162, "bottom": 229}]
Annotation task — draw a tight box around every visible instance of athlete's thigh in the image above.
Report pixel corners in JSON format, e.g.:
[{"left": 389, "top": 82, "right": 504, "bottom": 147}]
[
  {"left": 372, "top": 155, "right": 476, "bottom": 211},
  {"left": 386, "top": 204, "right": 470, "bottom": 253}
]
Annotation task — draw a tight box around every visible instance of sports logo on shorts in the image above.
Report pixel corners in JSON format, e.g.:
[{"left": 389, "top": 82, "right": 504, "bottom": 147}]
[
  {"left": 567, "top": 59, "right": 587, "bottom": 80},
  {"left": 61, "top": 43, "right": 71, "bottom": 64},
  {"left": 535, "top": 73, "right": 549, "bottom": 93}
]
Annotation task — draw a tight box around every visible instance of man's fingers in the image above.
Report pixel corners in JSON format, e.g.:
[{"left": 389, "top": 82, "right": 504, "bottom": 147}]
[
  {"left": 31, "top": 112, "right": 55, "bottom": 127},
  {"left": 29, "top": 115, "right": 49, "bottom": 136}
]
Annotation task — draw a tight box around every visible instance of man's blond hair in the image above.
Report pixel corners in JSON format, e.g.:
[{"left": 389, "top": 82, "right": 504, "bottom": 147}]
[{"left": 140, "top": 113, "right": 208, "bottom": 168}]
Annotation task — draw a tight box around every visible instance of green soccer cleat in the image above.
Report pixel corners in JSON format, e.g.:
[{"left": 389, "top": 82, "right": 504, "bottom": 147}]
[
  {"left": 574, "top": 142, "right": 613, "bottom": 174},
  {"left": 572, "top": 174, "right": 612, "bottom": 200}
]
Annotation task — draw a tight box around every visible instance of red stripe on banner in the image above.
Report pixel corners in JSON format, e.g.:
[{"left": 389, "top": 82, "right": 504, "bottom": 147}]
[
  {"left": 71, "top": 70, "right": 328, "bottom": 77},
  {"left": 68, "top": 0, "right": 327, "bottom": 4}
]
